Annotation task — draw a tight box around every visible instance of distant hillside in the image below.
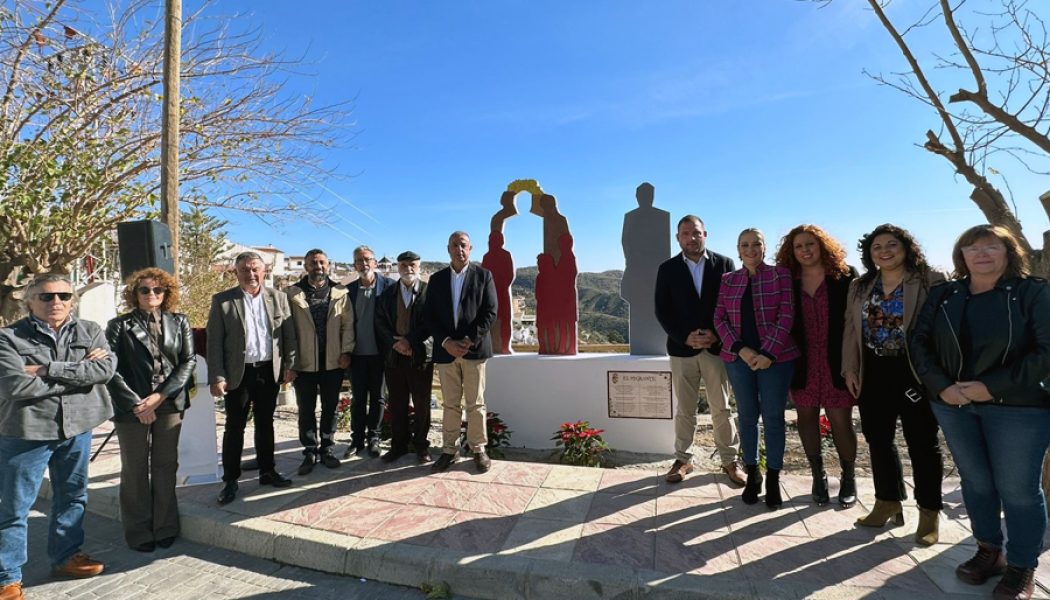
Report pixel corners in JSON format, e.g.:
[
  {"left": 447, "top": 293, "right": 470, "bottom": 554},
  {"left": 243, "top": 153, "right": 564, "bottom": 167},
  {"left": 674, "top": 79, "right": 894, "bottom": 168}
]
[
  {"left": 419, "top": 262, "right": 630, "bottom": 343},
  {"left": 513, "top": 267, "right": 628, "bottom": 343}
]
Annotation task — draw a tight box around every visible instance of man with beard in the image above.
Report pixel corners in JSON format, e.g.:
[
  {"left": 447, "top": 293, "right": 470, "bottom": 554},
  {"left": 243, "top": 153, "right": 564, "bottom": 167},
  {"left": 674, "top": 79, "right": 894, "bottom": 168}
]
[
  {"left": 375, "top": 251, "right": 434, "bottom": 464},
  {"left": 345, "top": 246, "right": 395, "bottom": 457},
  {"left": 655, "top": 215, "right": 745, "bottom": 487},
  {"left": 285, "top": 249, "right": 355, "bottom": 475}
]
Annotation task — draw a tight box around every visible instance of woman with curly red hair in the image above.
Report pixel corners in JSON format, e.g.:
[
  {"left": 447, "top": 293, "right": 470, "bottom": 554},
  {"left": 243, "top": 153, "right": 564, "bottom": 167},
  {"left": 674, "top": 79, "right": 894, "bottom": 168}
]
[
  {"left": 775, "top": 225, "right": 858, "bottom": 508},
  {"left": 105, "top": 268, "right": 196, "bottom": 552}
]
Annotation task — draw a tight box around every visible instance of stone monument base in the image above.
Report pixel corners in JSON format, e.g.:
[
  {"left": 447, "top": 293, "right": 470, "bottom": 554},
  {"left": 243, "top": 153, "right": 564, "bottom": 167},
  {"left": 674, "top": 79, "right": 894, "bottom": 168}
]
[{"left": 486, "top": 353, "right": 674, "bottom": 454}]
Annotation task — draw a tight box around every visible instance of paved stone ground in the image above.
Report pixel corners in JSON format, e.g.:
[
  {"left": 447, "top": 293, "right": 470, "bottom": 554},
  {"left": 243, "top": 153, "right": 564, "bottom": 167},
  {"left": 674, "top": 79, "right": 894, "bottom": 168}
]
[
  {"left": 38, "top": 423, "right": 1050, "bottom": 600},
  {"left": 20, "top": 502, "right": 472, "bottom": 599}
]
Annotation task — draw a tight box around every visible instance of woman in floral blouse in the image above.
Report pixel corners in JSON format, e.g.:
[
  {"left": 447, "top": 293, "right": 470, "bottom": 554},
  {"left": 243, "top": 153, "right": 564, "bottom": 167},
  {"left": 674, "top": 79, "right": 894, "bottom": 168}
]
[{"left": 842, "top": 224, "right": 945, "bottom": 545}]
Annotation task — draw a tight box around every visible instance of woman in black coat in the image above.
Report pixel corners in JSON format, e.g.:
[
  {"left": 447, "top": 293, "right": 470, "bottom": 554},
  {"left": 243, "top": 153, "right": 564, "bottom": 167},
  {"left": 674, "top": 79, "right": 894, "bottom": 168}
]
[
  {"left": 106, "top": 268, "right": 196, "bottom": 552},
  {"left": 911, "top": 225, "right": 1050, "bottom": 600}
]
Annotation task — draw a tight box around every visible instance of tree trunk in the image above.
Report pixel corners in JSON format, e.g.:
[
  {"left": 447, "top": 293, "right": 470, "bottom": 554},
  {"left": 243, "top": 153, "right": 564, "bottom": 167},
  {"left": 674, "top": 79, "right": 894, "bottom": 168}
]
[{"left": 0, "top": 263, "right": 27, "bottom": 326}]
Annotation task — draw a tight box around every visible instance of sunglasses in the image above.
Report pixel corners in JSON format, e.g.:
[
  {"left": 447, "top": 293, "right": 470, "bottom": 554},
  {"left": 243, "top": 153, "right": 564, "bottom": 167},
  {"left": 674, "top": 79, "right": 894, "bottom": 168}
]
[
  {"left": 37, "top": 292, "right": 73, "bottom": 302},
  {"left": 136, "top": 286, "right": 167, "bottom": 296}
]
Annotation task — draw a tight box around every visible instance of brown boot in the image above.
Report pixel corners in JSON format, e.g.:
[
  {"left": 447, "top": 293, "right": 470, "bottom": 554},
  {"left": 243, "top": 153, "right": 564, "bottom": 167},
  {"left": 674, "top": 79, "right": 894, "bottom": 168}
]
[
  {"left": 915, "top": 507, "right": 940, "bottom": 546},
  {"left": 855, "top": 499, "right": 904, "bottom": 528},
  {"left": 993, "top": 566, "right": 1035, "bottom": 600},
  {"left": 52, "top": 552, "right": 104, "bottom": 579},
  {"left": 665, "top": 459, "right": 693, "bottom": 483},
  {"left": 956, "top": 542, "right": 1006, "bottom": 585},
  {"left": 721, "top": 461, "right": 746, "bottom": 487},
  {"left": 0, "top": 582, "right": 23, "bottom": 600}
]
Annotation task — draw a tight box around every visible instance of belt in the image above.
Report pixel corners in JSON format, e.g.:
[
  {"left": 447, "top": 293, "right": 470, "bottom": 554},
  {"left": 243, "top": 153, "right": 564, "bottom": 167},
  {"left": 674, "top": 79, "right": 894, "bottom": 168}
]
[
  {"left": 868, "top": 346, "right": 905, "bottom": 358},
  {"left": 245, "top": 360, "right": 273, "bottom": 369}
]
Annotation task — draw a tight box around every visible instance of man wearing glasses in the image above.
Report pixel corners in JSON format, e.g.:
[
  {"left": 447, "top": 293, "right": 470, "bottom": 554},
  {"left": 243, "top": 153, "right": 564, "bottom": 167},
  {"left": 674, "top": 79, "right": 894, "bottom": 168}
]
[
  {"left": 344, "top": 246, "right": 394, "bottom": 458},
  {"left": 0, "top": 275, "right": 117, "bottom": 599}
]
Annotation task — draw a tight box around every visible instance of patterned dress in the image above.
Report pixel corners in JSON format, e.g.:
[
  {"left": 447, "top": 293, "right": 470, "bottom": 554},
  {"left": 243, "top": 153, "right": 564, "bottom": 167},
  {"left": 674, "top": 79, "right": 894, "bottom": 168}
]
[{"left": 791, "top": 281, "right": 855, "bottom": 408}]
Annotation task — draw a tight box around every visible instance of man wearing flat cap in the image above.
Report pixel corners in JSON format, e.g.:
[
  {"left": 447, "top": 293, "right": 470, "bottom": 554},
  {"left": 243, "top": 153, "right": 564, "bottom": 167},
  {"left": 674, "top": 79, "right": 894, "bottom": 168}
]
[{"left": 376, "top": 251, "right": 434, "bottom": 464}]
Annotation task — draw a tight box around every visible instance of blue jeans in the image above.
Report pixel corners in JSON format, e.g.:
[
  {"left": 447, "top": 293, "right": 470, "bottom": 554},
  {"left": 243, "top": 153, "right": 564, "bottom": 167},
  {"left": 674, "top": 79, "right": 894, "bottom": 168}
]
[
  {"left": 724, "top": 359, "right": 794, "bottom": 471},
  {"left": 0, "top": 432, "right": 91, "bottom": 585},
  {"left": 931, "top": 402, "right": 1050, "bottom": 568}
]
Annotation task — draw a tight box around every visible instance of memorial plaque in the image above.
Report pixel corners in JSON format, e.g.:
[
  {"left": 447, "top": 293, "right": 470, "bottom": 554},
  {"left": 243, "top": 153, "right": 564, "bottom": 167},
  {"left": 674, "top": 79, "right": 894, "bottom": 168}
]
[{"left": 607, "top": 371, "right": 672, "bottom": 419}]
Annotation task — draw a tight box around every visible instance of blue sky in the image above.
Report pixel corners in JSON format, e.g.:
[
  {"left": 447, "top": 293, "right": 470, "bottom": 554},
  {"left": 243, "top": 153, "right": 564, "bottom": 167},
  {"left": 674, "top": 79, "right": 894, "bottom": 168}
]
[{"left": 196, "top": 1, "right": 1047, "bottom": 272}]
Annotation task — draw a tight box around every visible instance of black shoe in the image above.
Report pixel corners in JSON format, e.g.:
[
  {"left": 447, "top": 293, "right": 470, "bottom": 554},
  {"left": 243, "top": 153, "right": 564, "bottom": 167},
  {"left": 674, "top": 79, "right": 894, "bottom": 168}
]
[
  {"left": 241, "top": 458, "right": 259, "bottom": 471},
  {"left": 381, "top": 448, "right": 407, "bottom": 463},
  {"left": 807, "top": 453, "right": 829, "bottom": 506},
  {"left": 367, "top": 439, "right": 381, "bottom": 458},
  {"left": 218, "top": 481, "right": 238, "bottom": 505},
  {"left": 259, "top": 471, "right": 293, "bottom": 488},
  {"left": 432, "top": 453, "right": 456, "bottom": 473},
  {"left": 320, "top": 451, "right": 341, "bottom": 469},
  {"left": 765, "top": 468, "right": 783, "bottom": 510},
  {"left": 993, "top": 565, "right": 1035, "bottom": 600},
  {"left": 343, "top": 444, "right": 364, "bottom": 459},
  {"left": 131, "top": 541, "right": 155, "bottom": 553},
  {"left": 838, "top": 460, "right": 857, "bottom": 508},
  {"left": 156, "top": 537, "right": 176, "bottom": 549},
  {"left": 298, "top": 454, "right": 316, "bottom": 476},
  {"left": 417, "top": 450, "right": 433, "bottom": 465},
  {"left": 742, "top": 464, "right": 762, "bottom": 505},
  {"left": 474, "top": 451, "right": 491, "bottom": 473}
]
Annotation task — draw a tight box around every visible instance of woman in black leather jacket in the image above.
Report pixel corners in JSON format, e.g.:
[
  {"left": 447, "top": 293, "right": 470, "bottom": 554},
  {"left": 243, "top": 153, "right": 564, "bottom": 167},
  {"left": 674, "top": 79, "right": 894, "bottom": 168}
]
[
  {"left": 911, "top": 224, "right": 1050, "bottom": 600},
  {"left": 106, "top": 268, "right": 196, "bottom": 553}
]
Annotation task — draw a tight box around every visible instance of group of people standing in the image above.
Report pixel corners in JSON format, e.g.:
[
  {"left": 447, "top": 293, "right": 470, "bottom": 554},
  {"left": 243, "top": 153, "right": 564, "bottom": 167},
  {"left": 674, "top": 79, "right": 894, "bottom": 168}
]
[
  {"left": 659, "top": 216, "right": 1050, "bottom": 600},
  {"left": 0, "top": 231, "right": 497, "bottom": 600},
  {"left": 0, "top": 216, "right": 1047, "bottom": 600}
]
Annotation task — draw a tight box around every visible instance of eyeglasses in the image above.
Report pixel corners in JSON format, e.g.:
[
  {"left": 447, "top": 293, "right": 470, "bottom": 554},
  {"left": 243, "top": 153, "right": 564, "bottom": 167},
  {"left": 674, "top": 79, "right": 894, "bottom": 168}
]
[
  {"left": 961, "top": 244, "right": 1005, "bottom": 256},
  {"left": 136, "top": 286, "right": 167, "bottom": 296},
  {"left": 37, "top": 292, "right": 73, "bottom": 302}
]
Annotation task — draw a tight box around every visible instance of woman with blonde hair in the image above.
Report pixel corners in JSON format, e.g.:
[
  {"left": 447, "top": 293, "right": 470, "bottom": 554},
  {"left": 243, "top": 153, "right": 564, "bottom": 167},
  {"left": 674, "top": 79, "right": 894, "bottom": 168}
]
[
  {"left": 911, "top": 224, "right": 1050, "bottom": 600},
  {"left": 714, "top": 228, "right": 799, "bottom": 509},
  {"left": 105, "top": 268, "right": 195, "bottom": 552},
  {"left": 775, "top": 224, "right": 858, "bottom": 508}
]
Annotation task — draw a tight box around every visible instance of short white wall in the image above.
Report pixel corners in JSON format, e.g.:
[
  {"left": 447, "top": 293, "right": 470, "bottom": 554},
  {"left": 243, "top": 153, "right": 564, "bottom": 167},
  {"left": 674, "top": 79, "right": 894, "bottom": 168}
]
[{"left": 485, "top": 353, "right": 675, "bottom": 454}]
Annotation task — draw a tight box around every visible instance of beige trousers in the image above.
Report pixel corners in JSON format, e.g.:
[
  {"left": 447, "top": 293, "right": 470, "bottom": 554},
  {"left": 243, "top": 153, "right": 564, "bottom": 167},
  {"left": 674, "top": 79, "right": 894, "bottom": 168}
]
[
  {"left": 671, "top": 352, "right": 739, "bottom": 464},
  {"left": 437, "top": 357, "right": 488, "bottom": 453}
]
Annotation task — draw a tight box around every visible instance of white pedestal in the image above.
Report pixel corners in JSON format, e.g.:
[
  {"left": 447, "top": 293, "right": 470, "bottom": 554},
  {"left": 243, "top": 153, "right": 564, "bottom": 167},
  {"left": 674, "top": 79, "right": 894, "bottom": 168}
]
[
  {"left": 178, "top": 356, "right": 221, "bottom": 486},
  {"left": 486, "top": 353, "right": 675, "bottom": 454}
]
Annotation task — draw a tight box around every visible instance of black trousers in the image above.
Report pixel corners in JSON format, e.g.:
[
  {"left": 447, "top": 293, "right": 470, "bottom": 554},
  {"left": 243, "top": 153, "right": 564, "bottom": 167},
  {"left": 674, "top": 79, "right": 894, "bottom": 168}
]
[
  {"left": 385, "top": 357, "right": 433, "bottom": 453},
  {"left": 858, "top": 350, "right": 944, "bottom": 510},
  {"left": 293, "top": 368, "right": 345, "bottom": 455},
  {"left": 349, "top": 355, "right": 385, "bottom": 446},
  {"left": 222, "top": 363, "right": 278, "bottom": 482}
]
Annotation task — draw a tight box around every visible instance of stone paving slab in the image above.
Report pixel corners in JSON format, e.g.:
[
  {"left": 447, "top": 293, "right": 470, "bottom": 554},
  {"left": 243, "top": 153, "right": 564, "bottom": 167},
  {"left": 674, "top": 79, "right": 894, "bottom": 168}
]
[{"left": 37, "top": 423, "right": 1050, "bottom": 600}]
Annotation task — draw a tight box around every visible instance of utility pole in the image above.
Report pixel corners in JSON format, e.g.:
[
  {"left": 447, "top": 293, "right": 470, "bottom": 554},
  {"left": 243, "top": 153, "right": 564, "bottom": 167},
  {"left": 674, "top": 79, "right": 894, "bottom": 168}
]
[{"left": 160, "top": 0, "right": 182, "bottom": 276}]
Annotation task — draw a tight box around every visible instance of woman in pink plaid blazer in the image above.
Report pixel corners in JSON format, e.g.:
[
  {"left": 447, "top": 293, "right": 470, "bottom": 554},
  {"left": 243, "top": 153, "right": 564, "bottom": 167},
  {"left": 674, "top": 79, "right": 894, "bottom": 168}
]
[{"left": 714, "top": 228, "right": 800, "bottom": 509}]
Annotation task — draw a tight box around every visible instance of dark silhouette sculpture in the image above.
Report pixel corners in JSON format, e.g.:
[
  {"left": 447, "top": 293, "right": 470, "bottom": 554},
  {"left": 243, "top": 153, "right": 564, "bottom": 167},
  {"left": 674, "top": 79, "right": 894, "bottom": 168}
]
[
  {"left": 481, "top": 191, "right": 518, "bottom": 354},
  {"left": 621, "top": 182, "right": 671, "bottom": 355}
]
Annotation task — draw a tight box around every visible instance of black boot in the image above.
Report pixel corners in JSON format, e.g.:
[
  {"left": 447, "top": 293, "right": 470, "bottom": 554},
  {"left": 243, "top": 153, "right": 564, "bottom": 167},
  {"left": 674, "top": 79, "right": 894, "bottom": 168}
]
[
  {"left": 838, "top": 460, "right": 857, "bottom": 508},
  {"left": 807, "top": 453, "right": 830, "bottom": 506},
  {"left": 765, "top": 468, "right": 783, "bottom": 510},
  {"left": 742, "top": 463, "right": 762, "bottom": 505}
]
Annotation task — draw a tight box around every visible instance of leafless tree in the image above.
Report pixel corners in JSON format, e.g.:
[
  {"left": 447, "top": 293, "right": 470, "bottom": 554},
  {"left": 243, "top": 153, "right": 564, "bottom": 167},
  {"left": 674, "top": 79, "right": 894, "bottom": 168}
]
[{"left": 834, "top": 0, "right": 1050, "bottom": 276}]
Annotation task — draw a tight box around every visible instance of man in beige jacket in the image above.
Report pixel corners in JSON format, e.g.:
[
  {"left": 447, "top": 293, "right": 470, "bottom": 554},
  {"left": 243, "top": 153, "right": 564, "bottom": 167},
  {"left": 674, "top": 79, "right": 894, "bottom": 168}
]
[{"left": 285, "top": 249, "right": 355, "bottom": 475}]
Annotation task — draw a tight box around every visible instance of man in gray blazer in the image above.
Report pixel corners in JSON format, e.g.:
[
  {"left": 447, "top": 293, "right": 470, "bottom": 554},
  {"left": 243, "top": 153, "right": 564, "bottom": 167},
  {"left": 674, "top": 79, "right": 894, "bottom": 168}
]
[
  {"left": 0, "top": 274, "right": 116, "bottom": 595},
  {"left": 207, "top": 252, "right": 297, "bottom": 505}
]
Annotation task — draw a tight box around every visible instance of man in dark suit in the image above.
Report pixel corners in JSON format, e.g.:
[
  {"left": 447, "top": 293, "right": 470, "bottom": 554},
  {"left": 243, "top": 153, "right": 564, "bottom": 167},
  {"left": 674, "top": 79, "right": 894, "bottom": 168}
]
[
  {"left": 655, "top": 216, "right": 744, "bottom": 486},
  {"left": 207, "top": 251, "right": 297, "bottom": 505},
  {"left": 344, "top": 246, "right": 395, "bottom": 457},
  {"left": 375, "top": 251, "right": 434, "bottom": 465},
  {"left": 424, "top": 231, "right": 498, "bottom": 473}
]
